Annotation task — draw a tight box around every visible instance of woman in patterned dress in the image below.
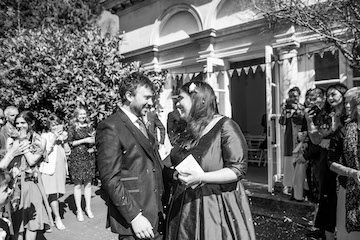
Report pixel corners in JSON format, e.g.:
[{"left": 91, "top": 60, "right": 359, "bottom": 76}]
[
  {"left": 67, "top": 106, "right": 96, "bottom": 222},
  {"left": 328, "top": 93, "right": 360, "bottom": 240},
  {"left": 7, "top": 111, "right": 52, "bottom": 240},
  {"left": 165, "top": 81, "right": 255, "bottom": 240}
]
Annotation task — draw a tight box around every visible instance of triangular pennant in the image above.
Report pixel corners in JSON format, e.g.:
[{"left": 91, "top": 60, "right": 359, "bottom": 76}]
[
  {"left": 194, "top": 72, "right": 200, "bottom": 78},
  {"left": 183, "top": 74, "right": 189, "bottom": 83},
  {"left": 307, "top": 52, "right": 313, "bottom": 59},
  {"left": 288, "top": 56, "right": 294, "bottom": 64},
  {"left": 189, "top": 73, "right": 194, "bottom": 80},
  {"left": 215, "top": 71, "right": 220, "bottom": 78},
  {"left": 277, "top": 60, "right": 284, "bottom": 65},
  {"left": 260, "top": 64, "right": 266, "bottom": 72},
  {"left": 244, "top": 67, "right": 250, "bottom": 75},
  {"left": 236, "top": 68, "right": 242, "bottom": 76},
  {"left": 297, "top": 55, "right": 303, "bottom": 61},
  {"left": 251, "top": 65, "right": 258, "bottom": 73},
  {"left": 271, "top": 62, "right": 276, "bottom": 69},
  {"left": 319, "top": 50, "right": 325, "bottom": 58},
  {"left": 228, "top": 69, "right": 235, "bottom": 77}
]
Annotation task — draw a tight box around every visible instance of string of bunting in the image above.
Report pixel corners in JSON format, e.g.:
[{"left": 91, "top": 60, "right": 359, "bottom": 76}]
[{"left": 167, "top": 46, "right": 337, "bottom": 80}]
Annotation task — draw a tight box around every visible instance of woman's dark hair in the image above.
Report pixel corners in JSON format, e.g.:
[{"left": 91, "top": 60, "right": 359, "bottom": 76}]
[
  {"left": 288, "top": 86, "right": 301, "bottom": 96},
  {"left": 14, "top": 111, "right": 38, "bottom": 133},
  {"left": 350, "top": 93, "right": 360, "bottom": 121},
  {"left": 177, "top": 81, "right": 218, "bottom": 146}
]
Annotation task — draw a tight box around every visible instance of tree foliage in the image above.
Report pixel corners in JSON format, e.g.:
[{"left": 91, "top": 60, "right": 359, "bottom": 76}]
[
  {"left": 0, "top": 0, "right": 101, "bottom": 37},
  {"left": 0, "top": 0, "right": 167, "bottom": 128},
  {"left": 255, "top": 0, "right": 360, "bottom": 69}
]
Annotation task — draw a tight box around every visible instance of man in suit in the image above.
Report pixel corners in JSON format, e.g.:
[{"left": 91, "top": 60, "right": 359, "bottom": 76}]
[{"left": 96, "top": 72, "right": 165, "bottom": 240}]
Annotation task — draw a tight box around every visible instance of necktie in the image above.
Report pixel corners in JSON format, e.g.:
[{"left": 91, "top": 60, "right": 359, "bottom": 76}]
[{"left": 136, "top": 118, "right": 148, "bottom": 139}]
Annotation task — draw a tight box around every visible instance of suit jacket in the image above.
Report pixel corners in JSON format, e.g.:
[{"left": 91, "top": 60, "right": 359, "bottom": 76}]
[{"left": 95, "top": 109, "right": 165, "bottom": 236}]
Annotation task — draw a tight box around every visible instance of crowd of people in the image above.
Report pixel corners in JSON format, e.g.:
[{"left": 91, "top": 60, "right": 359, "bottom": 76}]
[
  {"left": 0, "top": 105, "right": 97, "bottom": 240},
  {"left": 0, "top": 72, "right": 255, "bottom": 240},
  {"left": 279, "top": 84, "right": 360, "bottom": 240},
  {"left": 1, "top": 72, "right": 359, "bottom": 240}
]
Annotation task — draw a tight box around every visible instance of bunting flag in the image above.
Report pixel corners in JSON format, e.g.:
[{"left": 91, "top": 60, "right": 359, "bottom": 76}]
[
  {"left": 236, "top": 68, "right": 242, "bottom": 76},
  {"left": 260, "top": 64, "right": 266, "bottom": 72},
  {"left": 167, "top": 47, "right": 338, "bottom": 81},
  {"left": 243, "top": 66, "right": 250, "bottom": 75},
  {"left": 228, "top": 69, "right": 235, "bottom": 77},
  {"left": 251, "top": 65, "right": 258, "bottom": 73}
]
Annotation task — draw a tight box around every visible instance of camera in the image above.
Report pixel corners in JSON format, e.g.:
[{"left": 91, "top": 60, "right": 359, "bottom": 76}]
[
  {"left": 309, "top": 105, "right": 321, "bottom": 115},
  {"left": 285, "top": 99, "right": 296, "bottom": 109}
]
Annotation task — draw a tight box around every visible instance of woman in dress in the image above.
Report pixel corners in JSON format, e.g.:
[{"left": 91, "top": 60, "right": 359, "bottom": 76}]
[
  {"left": 67, "top": 106, "right": 95, "bottom": 221},
  {"left": 165, "top": 81, "right": 255, "bottom": 240},
  {"left": 306, "top": 83, "right": 347, "bottom": 240},
  {"left": 328, "top": 92, "right": 360, "bottom": 240},
  {"left": 7, "top": 111, "right": 52, "bottom": 240},
  {"left": 39, "top": 114, "right": 70, "bottom": 230}
]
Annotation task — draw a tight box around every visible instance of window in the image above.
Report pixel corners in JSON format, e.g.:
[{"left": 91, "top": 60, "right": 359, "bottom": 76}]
[
  {"left": 314, "top": 51, "right": 339, "bottom": 81},
  {"left": 354, "top": 68, "right": 360, "bottom": 78}
]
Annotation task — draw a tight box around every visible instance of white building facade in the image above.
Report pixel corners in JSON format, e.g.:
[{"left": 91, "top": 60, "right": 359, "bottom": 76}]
[{"left": 102, "top": 0, "right": 360, "bottom": 191}]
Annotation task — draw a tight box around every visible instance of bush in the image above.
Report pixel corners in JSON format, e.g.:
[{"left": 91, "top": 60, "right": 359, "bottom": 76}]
[{"left": 0, "top": 25, "right": 167, "bottom": 129}]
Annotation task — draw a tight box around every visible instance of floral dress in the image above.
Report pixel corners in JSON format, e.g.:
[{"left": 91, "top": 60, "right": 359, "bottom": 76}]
[
  {"left": 67, "top": 124, "right": 95, "bottom": 184},
  {"left": 166, "top": 117, "right": 255, "bottom": 240},
  {"left": 9, "top": 132, "right": 53, "bottom": 233}
]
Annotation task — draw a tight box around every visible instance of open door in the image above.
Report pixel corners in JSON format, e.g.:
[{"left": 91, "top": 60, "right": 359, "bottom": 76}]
[{"left": 265, "top": 46, "right": 282, "bottom": 192}]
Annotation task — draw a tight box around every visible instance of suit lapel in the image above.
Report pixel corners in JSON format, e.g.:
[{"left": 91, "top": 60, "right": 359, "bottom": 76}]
[{"left": 116, "top": 110, "right": 157, "bottom": 161}]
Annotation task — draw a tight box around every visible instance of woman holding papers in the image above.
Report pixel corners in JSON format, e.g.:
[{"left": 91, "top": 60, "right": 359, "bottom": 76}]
[{"left": 165, "top": 81, "right": 255, "bottom": 240}]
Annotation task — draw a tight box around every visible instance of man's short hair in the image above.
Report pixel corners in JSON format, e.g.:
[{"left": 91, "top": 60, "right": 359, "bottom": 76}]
[{"left": 118, "top": 72, "right": 155, "bottom": 104}]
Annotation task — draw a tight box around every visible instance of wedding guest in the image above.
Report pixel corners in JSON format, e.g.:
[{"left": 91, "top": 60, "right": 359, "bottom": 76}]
[
  {"left": 165, "top": 81, "right": 255, "bottom": 240},
  {"left": 0, "top": 170, "right": 14, "bottom": 240},
  {"left": 279, "top": 87, "right": 305, "bottom": 195},
  {"left": 328, "top": 91, "right": 360, "bottom": 240},
  {"left": 0, "top": 106, "right": 18, "bottom": 141},
  {"left": 7, "top": 111, "right": 52, "bottom": 240},
  {"left": 67, "top": 106, "right": 96, "bottom": 222},
  {"left": 307, "top": 83, "right": 347, "bottom": 240},
  {"left": 40, "top": 115, "right": 70, "bottom": 230}
]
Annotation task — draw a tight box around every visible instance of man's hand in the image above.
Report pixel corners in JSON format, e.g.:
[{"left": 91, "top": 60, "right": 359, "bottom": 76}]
[{"left": 131, "top": 215, "right": 154, "bottom": 239}]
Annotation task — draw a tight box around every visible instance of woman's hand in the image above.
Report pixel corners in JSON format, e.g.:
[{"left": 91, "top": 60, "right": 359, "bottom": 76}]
[
  {"left": 177, "top": 168, "right": 204, "bottom": 187},
  {"left": 349, "top": 170, "right": 360, "bottom": 185},
  {"left": 9, "top": 140, "right": 30, "bottom": 157}
]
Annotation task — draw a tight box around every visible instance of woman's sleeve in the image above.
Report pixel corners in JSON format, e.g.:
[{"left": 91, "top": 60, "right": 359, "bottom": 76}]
[
  {"left": 221, "top": 119, "right": 248, "bottom": 179},
  {"left": 327, "top": 127, "right": 344, "bottom": 167}
]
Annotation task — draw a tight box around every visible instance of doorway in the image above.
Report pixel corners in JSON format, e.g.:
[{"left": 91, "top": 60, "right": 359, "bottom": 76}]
[{"left": 230, "top": 58, "right": 267, "bottom": 184}]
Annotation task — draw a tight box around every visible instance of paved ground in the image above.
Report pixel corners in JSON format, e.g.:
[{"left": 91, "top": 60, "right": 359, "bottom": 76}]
[
  {"left": 35, "top": 165, "right": 314, "bottom": 240},
  {"left": 38, "top": 184, "right": 117, "bottom": 240}
]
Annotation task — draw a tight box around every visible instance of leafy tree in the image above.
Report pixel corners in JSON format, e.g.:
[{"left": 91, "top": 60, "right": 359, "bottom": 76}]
[
  {"left": 0, "top": 0, "right": 101, "bottom": 37},
  {"left": 0, "top": 25, "right": 166, "bottom": 128},
  {"left": 255, "top": 0, "right": 360, "bottom": 69},
  {"left": 0, "top": 0, "right": 167, "bottom": 129}
]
